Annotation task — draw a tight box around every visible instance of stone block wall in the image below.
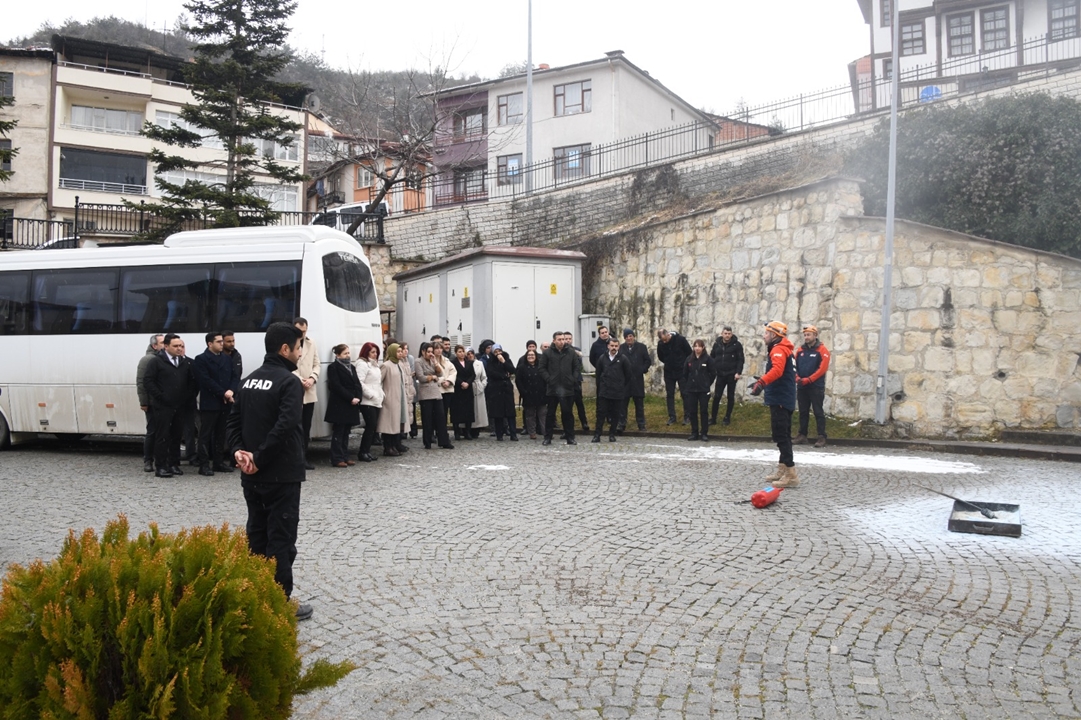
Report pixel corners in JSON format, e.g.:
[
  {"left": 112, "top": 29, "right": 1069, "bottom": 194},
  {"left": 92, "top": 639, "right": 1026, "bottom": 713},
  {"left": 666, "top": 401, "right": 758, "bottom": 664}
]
[{"left": 581, "top": 178, "right": 1081, "bottom": 437}]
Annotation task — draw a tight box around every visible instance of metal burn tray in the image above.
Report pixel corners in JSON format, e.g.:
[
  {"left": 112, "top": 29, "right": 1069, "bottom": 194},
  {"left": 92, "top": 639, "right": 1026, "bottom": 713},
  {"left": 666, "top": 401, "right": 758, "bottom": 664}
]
[{"left": 948, "top": 500, "right": 1022, "bottom": 538}]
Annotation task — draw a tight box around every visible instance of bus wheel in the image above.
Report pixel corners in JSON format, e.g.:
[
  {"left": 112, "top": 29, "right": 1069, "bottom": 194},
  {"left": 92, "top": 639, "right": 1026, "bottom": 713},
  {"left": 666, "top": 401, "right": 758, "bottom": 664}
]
[{"left": 0, "top": 414, "right": 9, "bottom": 450}]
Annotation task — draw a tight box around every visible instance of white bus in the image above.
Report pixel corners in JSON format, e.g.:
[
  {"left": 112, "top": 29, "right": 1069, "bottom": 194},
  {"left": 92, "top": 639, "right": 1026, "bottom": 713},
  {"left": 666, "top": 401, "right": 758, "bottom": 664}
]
[{"left": 0, "top": 226, "right": 382, "bottom": 447}]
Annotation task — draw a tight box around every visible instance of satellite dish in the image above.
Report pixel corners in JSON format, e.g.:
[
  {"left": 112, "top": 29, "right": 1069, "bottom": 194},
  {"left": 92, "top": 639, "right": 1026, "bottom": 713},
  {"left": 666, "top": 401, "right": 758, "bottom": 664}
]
[
  {"left": 305, "top": 94, "right": 322, "bottom": 113},
  {"left": 919, "top": 86, "right": 942, "bottom": 103}
]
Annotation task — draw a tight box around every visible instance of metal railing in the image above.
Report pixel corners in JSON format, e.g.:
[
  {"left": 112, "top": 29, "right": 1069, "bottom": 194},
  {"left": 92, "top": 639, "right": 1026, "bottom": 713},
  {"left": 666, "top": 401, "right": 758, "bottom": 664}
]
[
  {"left": 1, "top": 213, "right": 75, "bottom": 250},
  {"left": 59, "top": 178, "right": 148, "bottom": 195},
  {"left": 421, "top": 31, "right": 1081, "bottom": 211}
]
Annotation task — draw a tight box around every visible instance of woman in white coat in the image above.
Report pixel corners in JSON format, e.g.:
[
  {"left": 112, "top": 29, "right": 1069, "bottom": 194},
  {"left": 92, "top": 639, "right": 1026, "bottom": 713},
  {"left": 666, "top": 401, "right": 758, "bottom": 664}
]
[
  {"left": 467, "top": 348, "right": 489, "bottom": 439},
  {"left": 354, "top": 341, "right": 384, "bottom": 462}
]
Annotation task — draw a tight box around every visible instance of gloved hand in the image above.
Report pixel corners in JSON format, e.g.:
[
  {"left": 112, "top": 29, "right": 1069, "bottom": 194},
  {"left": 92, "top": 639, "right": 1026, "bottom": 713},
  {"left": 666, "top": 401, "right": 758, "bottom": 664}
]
[{"left": 749, "top": 381, "right": 764, "bottom": 396}]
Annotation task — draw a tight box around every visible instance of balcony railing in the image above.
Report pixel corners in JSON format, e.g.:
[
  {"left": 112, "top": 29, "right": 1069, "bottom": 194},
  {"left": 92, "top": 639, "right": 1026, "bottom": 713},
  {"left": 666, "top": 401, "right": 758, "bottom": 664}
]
[
  {"left": 59, "top": 178, "right": 148, "bottom": 195},
  {"left": 63, "top": 123, "right": 143, "bottom": 137},
  {"left": 0, "top": 213, "right": 75, "bottom": 250}
]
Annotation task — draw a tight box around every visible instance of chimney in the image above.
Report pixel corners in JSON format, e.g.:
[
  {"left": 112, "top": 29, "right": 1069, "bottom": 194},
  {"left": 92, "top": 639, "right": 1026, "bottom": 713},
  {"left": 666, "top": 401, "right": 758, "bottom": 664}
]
[
  {"left": 605, "top": 50, "right": 624, "bottom": 58},
  {"left": 538, "top": 63, "right": 550, "bottom": 70}
]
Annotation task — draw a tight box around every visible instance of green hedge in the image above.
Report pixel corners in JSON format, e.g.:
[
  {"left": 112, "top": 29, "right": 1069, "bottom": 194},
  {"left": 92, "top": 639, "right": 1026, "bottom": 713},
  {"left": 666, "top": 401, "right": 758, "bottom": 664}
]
[{"left": 0, "top": 516, "right": 354, "bottom": 719}]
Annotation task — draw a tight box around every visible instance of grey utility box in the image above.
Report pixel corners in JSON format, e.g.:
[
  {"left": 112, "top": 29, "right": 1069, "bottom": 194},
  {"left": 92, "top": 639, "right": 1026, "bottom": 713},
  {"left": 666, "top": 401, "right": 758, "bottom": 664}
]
[{"left": 394, "top": 247, "right": 586, "bottom": 359}]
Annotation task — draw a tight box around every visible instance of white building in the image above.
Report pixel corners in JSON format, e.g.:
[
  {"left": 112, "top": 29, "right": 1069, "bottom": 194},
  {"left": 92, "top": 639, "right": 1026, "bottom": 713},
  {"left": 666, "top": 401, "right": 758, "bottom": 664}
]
[{"left": 431, "top": 51, "right": 715, "bottom": 206}]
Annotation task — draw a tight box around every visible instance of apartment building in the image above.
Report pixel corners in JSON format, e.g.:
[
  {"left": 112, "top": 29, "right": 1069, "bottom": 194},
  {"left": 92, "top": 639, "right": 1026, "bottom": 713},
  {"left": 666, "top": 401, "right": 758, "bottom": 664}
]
[{"left": 0, "top": 47, "right": 54, "bottom": 222}]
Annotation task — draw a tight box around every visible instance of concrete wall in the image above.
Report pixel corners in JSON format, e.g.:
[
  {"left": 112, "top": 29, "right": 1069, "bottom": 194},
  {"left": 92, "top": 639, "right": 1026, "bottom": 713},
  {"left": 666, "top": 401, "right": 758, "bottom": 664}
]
[{"left": 580, "top": 177, "right": 1081, "bottom": 438}]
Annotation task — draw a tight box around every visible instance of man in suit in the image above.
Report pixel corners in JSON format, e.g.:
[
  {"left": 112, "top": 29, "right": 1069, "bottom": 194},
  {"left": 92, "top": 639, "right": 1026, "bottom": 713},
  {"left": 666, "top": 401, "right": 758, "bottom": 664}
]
[
  {"left": 144, "top": 333, "right": 197, "bottom": 478},
  {"left": 192, "top": 331, "right": 237, "bottom": 476}
]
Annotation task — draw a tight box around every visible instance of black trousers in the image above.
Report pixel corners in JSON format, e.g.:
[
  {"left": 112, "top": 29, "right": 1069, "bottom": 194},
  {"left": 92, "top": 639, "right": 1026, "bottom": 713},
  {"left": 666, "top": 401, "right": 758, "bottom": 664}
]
[
  {"left": 797, "top": 384, "right": 827, "bottom": 438},
  {"left": 301, "top": 403, "right": 315, "bottom": 450},
  {"left": 359, "top": 405, "right": 379, "bottom": 455},
  {"left": 686, "top": 392, "right": 709, "bottom": 436},
  {"left": 545, "top": 395, "right": 576, "bottom": 440},
  {"left": 242, "top": 480, "right": 301, "bottom": 598},
  {"left": 622, "top": 395, "right": 646, "bottom": 429},
  {"left": 711, "top": 374, "right": 739, "bottom": 421},
  {"left": 197, "top": 408, "right": 227, "bottom": 468},
  {"left": 664, "top": 376, "right": 686, "bottom": 421},
  {"left": 770, "top": 405, "right": 795, "bottom": 467},
  {"left": 142, "top": 407, "right": 156, "bottom": 463},
  {"left": 152, "top": 405, "right": 184, "bottom": 470},
  {"left": 573, "top": 383, "right": 589, "bottom": 428},
  {"left": 330, "top": 423, "right": 351, "bottom": 464},
  {"left": 594, "top": 396, "right": 621, "bottom": 437},
  {"left": 182, "top": 408, "right": 197, "bottom": 460},
  {"left": 419, "top": 398, "right": 450, "bottom": 447}
]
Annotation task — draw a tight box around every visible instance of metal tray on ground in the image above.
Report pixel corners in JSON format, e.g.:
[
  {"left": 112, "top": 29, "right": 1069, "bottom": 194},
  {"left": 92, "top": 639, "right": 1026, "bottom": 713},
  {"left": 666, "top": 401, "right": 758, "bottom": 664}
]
[{"left": 948, "top": 500, "right": 1022, "bottom": 538}]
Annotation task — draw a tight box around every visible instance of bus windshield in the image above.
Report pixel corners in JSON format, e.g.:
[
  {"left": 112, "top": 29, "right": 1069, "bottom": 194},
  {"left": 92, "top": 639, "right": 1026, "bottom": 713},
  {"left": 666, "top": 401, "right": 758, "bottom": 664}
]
[{"left": 322, "top": 251, "right": 377, "bottom": 313}]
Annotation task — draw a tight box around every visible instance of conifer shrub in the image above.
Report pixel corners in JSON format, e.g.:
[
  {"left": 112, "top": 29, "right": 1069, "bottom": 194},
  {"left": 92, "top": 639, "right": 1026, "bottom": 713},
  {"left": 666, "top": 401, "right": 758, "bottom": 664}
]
[{"left": 0, "top": 515, "right": 355, "bottom": 719}]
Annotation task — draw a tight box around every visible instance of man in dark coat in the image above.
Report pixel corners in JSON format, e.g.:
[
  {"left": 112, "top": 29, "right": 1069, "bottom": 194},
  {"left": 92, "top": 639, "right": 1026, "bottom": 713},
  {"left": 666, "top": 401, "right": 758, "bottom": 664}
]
[
  {"left": 749, "top": 321, "right": 798, "bottom": 488},
  {"left": 593, "top": 337, "right": 630, "bottom": 443},
  {"left": 618, "top": 329, "right": 652, "bottom": 432},
  {"left": 566, "top": 332, "right": 590, "bottom": 433},
  {"left": 136, "top": 333, "right": 164, "bottom": 472},
  {"left": 681, "top": 340, "right": 716, "bottom": 441},
  {"left": 710, "top": 326, "right": 745, "bottom": 426},
  {"left": 656, "top": 329, "right": 692, "bottom": 425},
  {"left": 227, "top": 322, "right": 312, "bottom": 621},
  {"left": 144, "top": 333, "right": 197, "bottom": 478},
  {"left": 538, "top": 331, "right": 582, "bottom": 445},
  {"left": 588, "top": 326, "right": 611, "bottom": 370},
  {"left": 192, "top": 331, "right": 236, "bottom": 476},
  {"left": 222, "top": 331, "right": 243, "bottom": 388}
]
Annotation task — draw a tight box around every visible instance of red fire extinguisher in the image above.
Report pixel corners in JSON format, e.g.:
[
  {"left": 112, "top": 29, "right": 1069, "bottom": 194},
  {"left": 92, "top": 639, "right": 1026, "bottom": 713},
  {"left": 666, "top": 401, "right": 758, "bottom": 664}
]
[{"left": 751, "top": 486, "right": 782, "bottom": 508}]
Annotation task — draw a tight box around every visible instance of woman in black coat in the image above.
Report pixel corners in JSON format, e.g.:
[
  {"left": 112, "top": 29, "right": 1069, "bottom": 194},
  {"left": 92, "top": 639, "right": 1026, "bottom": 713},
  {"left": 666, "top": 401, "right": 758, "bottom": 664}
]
[
  {"left": 682, "top": 339, "right": 717, "bottom": 442},
  {"left": 449, "top": 345, "right": 476, "bottom": 440},
  {"left": 515, "top": 348, "right": 547, "bottom": 439},
  {"left": 324, "top": 343, "right": 362, "bottom": 467},
  {"left": 485, "top": 344, "right": 518, "bottom": 441}
]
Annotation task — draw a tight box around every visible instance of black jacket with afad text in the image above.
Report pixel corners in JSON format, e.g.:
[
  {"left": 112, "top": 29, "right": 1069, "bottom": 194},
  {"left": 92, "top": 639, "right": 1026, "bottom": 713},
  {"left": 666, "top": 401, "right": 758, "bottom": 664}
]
[{"left": 227, "top": 353, "right": 306, "bottom": 484}]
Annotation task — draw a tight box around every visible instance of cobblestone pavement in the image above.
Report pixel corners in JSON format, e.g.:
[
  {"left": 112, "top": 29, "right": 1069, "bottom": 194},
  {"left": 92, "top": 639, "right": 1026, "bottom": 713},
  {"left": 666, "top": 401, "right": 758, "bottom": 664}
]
[{"left": 1, "top": 436, "right": 1080, "bottom": 719}]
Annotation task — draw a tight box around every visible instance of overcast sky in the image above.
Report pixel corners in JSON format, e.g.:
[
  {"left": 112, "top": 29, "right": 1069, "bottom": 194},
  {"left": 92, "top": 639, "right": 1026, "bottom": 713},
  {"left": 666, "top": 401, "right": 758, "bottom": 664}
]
[{"left": 7, "top": 0, "right": 870, "bottom": 113}]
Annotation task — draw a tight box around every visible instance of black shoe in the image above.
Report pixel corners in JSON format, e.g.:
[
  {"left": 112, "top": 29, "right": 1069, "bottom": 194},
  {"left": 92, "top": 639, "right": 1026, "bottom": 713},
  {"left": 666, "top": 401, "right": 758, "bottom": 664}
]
[
  {"left": 608, "top": 436, "right": 616, "bottom": 442},
  {"left": 708, "top": 417, "right": 716, "bottom": 426},
  {"left": 169, "top": 466, "right": 184, "bottom": 476},
  {"left": 688, "top": 434, "right": 699, "bottom": 441},
  {"left": 542, "top": 438, "right": 552, "bottom": 446},
  {"left": 581, "top": 425, "right": 590, "bottom": 433},
  {"left": 591, "top": 436, "right": 601, "bottom": 443},
  {"left": 424, "top": 443, "right": 432, "bottom": 449},
  {"left": 566, "top": 438, "right": 577, "bottom": 445},
  {"left": 509, "top": 435, "right": 519, "bottom": 441},
  {"left": 213, "top": 464, "right": 234, "bottom": 473},
  {"left": 496, "top": 436, "right": 504, "bottom": 441},
  {"left": 295, "top": 603, "right": 314, "bottom": 622},
  {"left": 303, "top": 461, "right": 316, "bottom": 470},
  {"left": 358, "top": 453, "right": 376, "bottom": 462},
  {"left": 638, "top": 425, "right": 646, "bottom": 432},
  {"left": 143, "top": 461, "right": 154, "bottom": 473},
  {"left": 701, "top": 434, "right": 709, "bottom": 442},
  {"left": 667, "top": 418, "right": 676, "bottom": 425},
  {"left": 199, "top": 466, "right": 215, "bottom": 476},
  {"left": 155, "top": 468, "right": 174, "bottom": 478},
  {"left": 722, "top": 417, "right": 731, "bottom": 426},
  {"left": 440, "top": 443, "right": 454, "bottom": 450}
]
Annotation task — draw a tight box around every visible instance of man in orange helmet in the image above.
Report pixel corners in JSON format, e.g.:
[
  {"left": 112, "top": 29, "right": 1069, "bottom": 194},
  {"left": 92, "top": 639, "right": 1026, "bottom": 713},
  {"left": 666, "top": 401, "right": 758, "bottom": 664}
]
[{"left": 749, "top": 321, "right": 799, "bottom": 488}]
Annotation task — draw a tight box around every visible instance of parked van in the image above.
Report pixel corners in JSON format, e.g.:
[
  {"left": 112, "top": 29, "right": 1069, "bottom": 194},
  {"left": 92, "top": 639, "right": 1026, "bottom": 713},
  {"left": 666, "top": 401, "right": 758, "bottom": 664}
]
[{"left": 310, "top": 201, "right": 388, "bottom": 237}]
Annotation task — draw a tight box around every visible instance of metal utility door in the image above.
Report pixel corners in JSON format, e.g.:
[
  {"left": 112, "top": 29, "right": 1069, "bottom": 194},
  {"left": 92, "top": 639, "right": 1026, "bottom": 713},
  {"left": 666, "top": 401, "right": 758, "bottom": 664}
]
[
  {"left": 399, "top": 279, "right": 424, "bottom": 351},
  {"left": 446, "top": 267, "right": 474, "bottom": 350},
  {"left": 418, "top": 275, "right": 442, "bottom": 345},
  {"left": 492, "top": 262, "right": 538, "bottom": 358},
  {"left": 533, "top": 265, "right": 575, "bottom": 342}
]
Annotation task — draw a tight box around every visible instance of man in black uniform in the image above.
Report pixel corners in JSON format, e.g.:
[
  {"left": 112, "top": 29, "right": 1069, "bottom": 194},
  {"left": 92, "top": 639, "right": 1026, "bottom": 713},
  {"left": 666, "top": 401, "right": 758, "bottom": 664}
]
[
  {"left": 539, "top": 331, "right": 582, "bottom": 446},
  {"left": 710, "top": 326, "right": 745, "bottom": 427},
  {"left": 144, "top": 333, "right": 197, "bottom": 478},
  {"left": 656, "top": 328, "right": 692, "bottom": 425},
  {"left": 618, "top": 329, "right": 653, "bottom": 432},
  {"left": 593, "top": 337, "right": 630, "bottom": 443},
  {"left": 226, "top": 322, "right": 313, "bottom": 621}
]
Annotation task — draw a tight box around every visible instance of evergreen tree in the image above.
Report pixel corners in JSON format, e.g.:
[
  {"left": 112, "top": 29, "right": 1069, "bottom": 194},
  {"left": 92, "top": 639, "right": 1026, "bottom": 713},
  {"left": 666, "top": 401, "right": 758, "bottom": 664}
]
[
  {"left": 0, "top": 94, "right": 17, "bottom": 184},
  {"left": 137, "top": 0, "right": 305, "bottom": 238}
]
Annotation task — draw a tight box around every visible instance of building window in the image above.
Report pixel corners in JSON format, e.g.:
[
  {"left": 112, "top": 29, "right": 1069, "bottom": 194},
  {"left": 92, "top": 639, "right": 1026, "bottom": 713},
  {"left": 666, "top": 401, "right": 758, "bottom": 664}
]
[
  {"left": 453, "top": 108, "right": 486, "bottom": 141},
  {"left": 948, "top": 13, "right": 975, "bottom": 56},
  {"left": 0, "top": 72, "right": 12, "bottom": 99},
  {"left": 883, "top": 59, "right": 893, "bottom": 81},
  {"left": 254, "top": 136, "right": 299, "bottom": 162},
  {"left": 0, "top": 140, "right": 11, "bottom": 173},
  {"left": 881, "top": 0, "right": 892, "bottom": 27},
  {"left": 497, "top": 154, "right": 522, "bottom": 185},
  {"left": 554, "top": 80, "right": 591, "bottom": 116},
  {"left": 154, "top": 168, "right": 224, "bottom": 197},
  {"left": 70, "top": 105, "right": 143, "bottom": 136},
  {"left": 356, "top": 166, "right": 373, "bottom": 189},
  {"left": 1050, "top": 0, "right": 1080, "bottom": 40},
  {"left": 156, "top": 110, "right": 223, "bottom": 150},
  {"left": 497, "top": 93, "right": 523, "bottom": 125},
  {"left": 453, "top": 166, "right": 486, "bottom": 200},
  {"left": 901, "top": 21, "right": 926, "bottom": 55},
  {"left": 59, "top": 148, "right": 147, "bottom": 194},
  {"left": 554, "top": 143, "right": 591, "bottom": 181},
  {"left": 981, "top": 7, "right": 1010, "bottom": 51},
  {"left": 253, "top": 182, "right": 299, "bottom": 212}
]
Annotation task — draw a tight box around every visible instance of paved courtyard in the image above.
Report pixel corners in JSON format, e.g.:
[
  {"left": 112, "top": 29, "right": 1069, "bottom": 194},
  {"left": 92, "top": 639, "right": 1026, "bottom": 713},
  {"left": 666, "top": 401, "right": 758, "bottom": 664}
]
[{"left": 1, "top": 436, "right": 1079, "bottom": 719}]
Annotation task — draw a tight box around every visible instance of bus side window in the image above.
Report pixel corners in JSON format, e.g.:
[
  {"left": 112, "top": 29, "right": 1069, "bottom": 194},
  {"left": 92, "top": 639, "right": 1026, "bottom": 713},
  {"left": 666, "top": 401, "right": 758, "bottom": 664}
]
[
  {"left": 119, "top": 265, "right": 212, "bottom": 334},
  {"left": 322, "top": 252, "right": 378, "bottom": 313},
  {"left": 214, "top": 262, "right": 300, "bottom": 332},
  {"left": 0, "top": 272, "right": 30, "bottom": 336},
  {"left": 32, "top": 269, "right": 118, "bottom": 334}
]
